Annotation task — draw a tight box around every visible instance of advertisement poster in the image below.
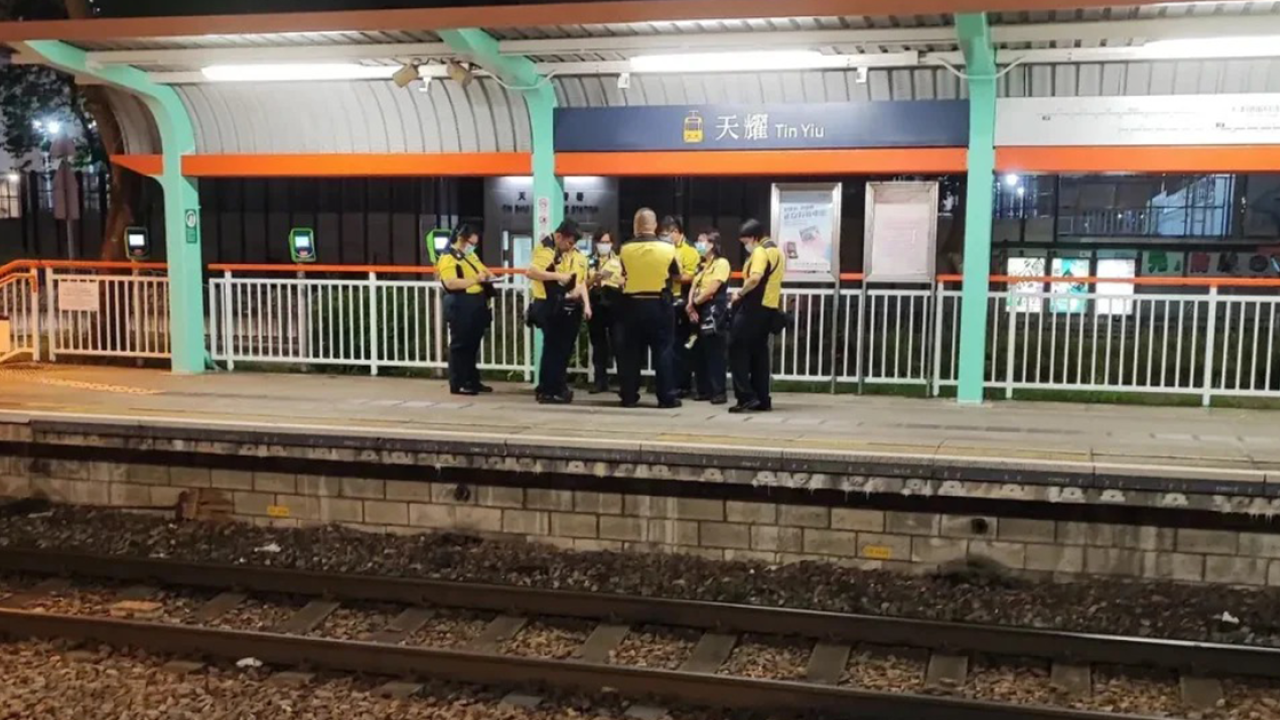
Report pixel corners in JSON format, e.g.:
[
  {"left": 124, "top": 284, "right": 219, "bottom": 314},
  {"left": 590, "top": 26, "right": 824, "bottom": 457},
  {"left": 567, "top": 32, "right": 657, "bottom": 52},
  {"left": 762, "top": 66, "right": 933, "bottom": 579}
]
[
  {"left": 772, "top": 183, "right": 841, "bottom": 282},
  {"left": 1006, "top": 256, "right": 1046, "bottom": 314},
  {"left": 1143, "top": 250, "right": 1185, "bottom": 277},
  {"left": 1050, "top": 257, "right": 1090, "bottom": 314},
  {"left": 1096, "top": 257, "right": 1137, "bottom": 316}
]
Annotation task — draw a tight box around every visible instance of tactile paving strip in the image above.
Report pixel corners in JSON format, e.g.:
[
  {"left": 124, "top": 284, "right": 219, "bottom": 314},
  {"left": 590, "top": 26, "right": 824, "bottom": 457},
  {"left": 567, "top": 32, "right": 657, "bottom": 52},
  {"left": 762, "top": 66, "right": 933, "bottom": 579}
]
[{"left": 0, "top": 367, "right": 161, "bottom": 395}]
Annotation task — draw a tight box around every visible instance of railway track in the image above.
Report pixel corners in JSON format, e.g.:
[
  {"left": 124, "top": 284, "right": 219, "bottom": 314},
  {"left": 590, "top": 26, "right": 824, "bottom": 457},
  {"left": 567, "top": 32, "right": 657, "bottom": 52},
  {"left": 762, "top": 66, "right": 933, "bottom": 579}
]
[{"left": 0, "top": 547, "right": 1274, "bottom": 720}]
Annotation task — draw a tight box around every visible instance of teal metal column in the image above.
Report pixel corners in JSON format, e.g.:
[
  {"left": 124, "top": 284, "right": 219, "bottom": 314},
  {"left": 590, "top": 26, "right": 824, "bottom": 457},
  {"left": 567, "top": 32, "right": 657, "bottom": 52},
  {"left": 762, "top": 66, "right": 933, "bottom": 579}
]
[
  {"left": 439, "top": 29, "right": 564, "bottom": 383},
  {"left": 954, "top": 14, "right": 997, "bottom": 405},
  {"left": 20, "top": 40, "right": 206, "bottom": 375}
]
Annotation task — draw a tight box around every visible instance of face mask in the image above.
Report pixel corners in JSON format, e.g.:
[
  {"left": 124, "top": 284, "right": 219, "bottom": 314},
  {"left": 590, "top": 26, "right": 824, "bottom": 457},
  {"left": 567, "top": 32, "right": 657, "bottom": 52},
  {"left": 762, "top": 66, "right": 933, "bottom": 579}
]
[
  {"left": 695, "top": 242, "right": 710, "bottom": 256},
  {"left": 597, "top": 243, "right": 612, "bottom": 255},
  {"left": 463, "top": 243, "right": 478, "bottom": 256}
]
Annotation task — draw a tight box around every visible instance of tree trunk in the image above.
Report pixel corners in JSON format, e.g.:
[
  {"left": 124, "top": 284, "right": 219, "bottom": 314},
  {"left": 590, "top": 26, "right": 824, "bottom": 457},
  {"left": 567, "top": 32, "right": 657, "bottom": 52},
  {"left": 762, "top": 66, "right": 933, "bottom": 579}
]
[{"left": 63, "top": 0, "right": 140, "bottom": 262}]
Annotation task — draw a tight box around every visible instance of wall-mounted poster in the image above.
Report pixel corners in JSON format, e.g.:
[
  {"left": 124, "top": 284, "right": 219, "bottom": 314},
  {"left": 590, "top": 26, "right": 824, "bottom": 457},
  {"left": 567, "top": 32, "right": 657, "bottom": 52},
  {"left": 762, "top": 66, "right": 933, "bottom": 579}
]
[
  {"left": 771, "top": 183, "right": 841, "bottom": 282},
  {"left": 1050, "top": 256, "right": 1090, "bottom": 314},
  {"left": 1142, "top": 250, "right": 1185, "bottom": 277},
  {"left": 1097, "top": 256, "right": 1137, "bottom": 317},
  {"left": 1006, "top": 255, "right": 1046, "bottom": 314},
  {"left": 864, "top": 181, "right": 939, "bottom": 284}
]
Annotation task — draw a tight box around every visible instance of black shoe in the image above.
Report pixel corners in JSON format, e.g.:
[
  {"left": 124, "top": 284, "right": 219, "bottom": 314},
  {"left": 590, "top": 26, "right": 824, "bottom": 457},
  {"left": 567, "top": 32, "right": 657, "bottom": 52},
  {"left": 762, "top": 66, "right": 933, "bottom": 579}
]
[
  {"left": 729, "top": 400, "right": 762, "bottom": 413},
  {"left": 658, "top": 399, "right": 683, "bottom": 409},
  {"left": 694, "top": 393, "right": 711, "bottom": 402},
  {"left": 470, "top": 383, "right": 494, "bottom": 393},
  {"left": 451, "top": 387, "right": 479, "bottom": 397},
  {"left": 676, "top": 389, "right": 691, "bottom": 399},
  {"left": 620, "top": 399, "right": 640, "bottom": 409},
  {"left": 538, "top": 393, "right": 572, "bottom": 405},
  {"left": 710, "top": 395, "right": 728, "bottom": 405},
  {"left": 589, "top": 384, "right": 608, "bottom": 395},
  {"left": 758, "top": 401, "right": 772, "bottom": 411}
]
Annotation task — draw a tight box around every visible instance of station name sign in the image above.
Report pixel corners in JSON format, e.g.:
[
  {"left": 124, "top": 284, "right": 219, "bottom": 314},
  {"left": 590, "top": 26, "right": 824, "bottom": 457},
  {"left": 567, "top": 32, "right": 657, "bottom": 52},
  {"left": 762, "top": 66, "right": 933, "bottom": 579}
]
[{"left": 554, "top": 101, "right": 969, "bottom": 152}]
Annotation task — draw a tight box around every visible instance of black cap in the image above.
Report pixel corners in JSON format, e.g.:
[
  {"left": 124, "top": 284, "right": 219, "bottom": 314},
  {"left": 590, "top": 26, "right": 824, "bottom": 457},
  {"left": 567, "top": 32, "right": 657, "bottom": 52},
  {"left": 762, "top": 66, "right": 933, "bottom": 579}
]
[{"left": 555, "top": 218, "right": 581, "bottom": 239}]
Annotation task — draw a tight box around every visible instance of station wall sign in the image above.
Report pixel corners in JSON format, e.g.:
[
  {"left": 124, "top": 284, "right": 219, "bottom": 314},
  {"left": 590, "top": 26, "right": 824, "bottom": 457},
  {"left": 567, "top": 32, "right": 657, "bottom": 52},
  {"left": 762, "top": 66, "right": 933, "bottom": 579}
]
[
  {"left": 554, "top": 101, "right": 969, "bottom": 152},
  {"left": 996, "top": 94, "right": 1280, "bottom": 147}
]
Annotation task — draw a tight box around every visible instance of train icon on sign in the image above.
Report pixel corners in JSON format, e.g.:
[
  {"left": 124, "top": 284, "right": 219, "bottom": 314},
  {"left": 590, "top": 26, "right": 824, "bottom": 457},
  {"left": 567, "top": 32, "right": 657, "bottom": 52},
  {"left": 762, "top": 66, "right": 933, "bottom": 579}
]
[{"left": 682, "top": 111, "right": 704, "bottom": 144}]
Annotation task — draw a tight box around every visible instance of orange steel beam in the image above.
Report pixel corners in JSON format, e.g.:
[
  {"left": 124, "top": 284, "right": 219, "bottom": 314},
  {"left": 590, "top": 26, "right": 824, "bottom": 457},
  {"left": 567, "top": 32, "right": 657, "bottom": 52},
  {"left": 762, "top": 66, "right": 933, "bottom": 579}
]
[
  {"left": 557, "top": 149, "right": 968, "bottom": 176},
  {"left": 0, "top": 0, "right": 1179, "bottom": 43},
  {"left": 997, "top": 146, "right": 1280, "bottom": 173}
]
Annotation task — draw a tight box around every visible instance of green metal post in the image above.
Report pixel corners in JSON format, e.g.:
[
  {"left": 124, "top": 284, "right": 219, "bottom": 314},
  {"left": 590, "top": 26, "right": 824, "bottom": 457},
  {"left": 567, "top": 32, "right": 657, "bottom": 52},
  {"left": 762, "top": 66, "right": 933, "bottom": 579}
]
[
  {"left": 954, "top": 14, "right": 997, "bottom": 405},
  {"left": 21, "top": 40, "right": 206, "bottom": 375},
  {"left": 439, "top": 29, "right": 564, "bottom": 384}
]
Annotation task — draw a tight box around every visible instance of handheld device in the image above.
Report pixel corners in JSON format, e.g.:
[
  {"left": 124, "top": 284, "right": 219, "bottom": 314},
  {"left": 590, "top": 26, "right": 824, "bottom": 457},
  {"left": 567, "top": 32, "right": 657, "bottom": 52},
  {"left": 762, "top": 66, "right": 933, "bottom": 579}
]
[
  {"left": 289, "top": 228, "right": 316, "bottom": 263},
  {"left": 425, "top": 228, "right": 451, "bottom": 264},
  {"left": 125, "top": 226, "right": 150, "bottom": 261}
]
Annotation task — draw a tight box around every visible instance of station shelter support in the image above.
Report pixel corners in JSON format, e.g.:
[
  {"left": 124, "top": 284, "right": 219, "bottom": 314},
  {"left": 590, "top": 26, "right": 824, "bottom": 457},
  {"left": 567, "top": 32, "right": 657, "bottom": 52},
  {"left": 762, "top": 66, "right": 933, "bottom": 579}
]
[
  {"left": 438, "top": 28, "right": 565, "bottom": 382},
  {"left": 19, "top": 40, "right": 207, "bottom": 375},
  {"left": 954, "top": 14, "right": 997, "bottom": 405}
]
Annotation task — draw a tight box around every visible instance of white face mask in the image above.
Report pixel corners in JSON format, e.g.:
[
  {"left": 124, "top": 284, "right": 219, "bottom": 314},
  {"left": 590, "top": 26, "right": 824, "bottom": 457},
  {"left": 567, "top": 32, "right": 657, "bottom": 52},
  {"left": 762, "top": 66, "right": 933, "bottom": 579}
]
[{"left": 597, "top": 243, "right": 612, "bottom": 255}]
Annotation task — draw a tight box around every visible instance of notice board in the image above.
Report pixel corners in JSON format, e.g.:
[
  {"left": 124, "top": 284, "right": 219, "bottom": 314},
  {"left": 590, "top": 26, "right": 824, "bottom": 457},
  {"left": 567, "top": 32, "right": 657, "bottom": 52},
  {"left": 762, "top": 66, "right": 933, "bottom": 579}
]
[{"left": 864, "top": 182, "right": 938, "bottom": 284}]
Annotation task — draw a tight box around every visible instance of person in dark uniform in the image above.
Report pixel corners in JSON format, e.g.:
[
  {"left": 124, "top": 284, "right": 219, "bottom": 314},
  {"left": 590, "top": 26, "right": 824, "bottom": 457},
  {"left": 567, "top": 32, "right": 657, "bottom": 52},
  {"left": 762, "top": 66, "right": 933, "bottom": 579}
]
[
  {"left": 661, "top": 216, "right": 700, "bottom": 398},
  {"left": 587, "top": 229, "right": 624, "bottom": 394},
  {"left": 436, "top": 224, "right": 495, "bottom": 396},
  {"left": 686, "top": 231, "right": 731, "bottom": 405},
  {"left": 618, "top": 208, "right": 682, "bottom": 409},
  {"left": 527, "top": 219, "right": 592, "bottom": 404},
  {"left": 728, "top": 219, "right": 785, "bottom": 413}
]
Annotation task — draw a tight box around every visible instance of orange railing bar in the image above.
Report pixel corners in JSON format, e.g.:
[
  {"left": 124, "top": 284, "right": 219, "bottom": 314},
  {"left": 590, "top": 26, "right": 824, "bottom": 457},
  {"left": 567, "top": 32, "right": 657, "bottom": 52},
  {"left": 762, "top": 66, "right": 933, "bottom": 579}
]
[{"left": 5, "top": 261, "right": 1280, "bottom": 288}]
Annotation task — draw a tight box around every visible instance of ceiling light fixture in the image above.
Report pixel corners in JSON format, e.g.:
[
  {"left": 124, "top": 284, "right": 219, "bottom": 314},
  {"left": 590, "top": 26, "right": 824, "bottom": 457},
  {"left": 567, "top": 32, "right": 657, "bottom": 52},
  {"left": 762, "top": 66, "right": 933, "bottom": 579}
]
[
  {"left": 201, "top": 63, "right": 398, "bottom": 82},
  {"left": 392, "top": 62, "right": 420, "bottom": 88},
  {"left": 1139, "top": 35, "right": 1280, "bottom": 59},
  {"left": 630, "top": 49, "right": 838, "bottom": 74}
]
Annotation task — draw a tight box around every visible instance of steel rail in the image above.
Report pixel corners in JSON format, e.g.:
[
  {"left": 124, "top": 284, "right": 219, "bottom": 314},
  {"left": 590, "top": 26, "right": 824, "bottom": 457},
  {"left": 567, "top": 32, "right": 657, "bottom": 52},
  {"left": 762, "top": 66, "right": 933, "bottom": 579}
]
[
  {"left": 0, "top": 609, "right": 1164, "bottom": 720},
  {"left": 0, "top": 547, "right": 1276, "bottom": 679}
]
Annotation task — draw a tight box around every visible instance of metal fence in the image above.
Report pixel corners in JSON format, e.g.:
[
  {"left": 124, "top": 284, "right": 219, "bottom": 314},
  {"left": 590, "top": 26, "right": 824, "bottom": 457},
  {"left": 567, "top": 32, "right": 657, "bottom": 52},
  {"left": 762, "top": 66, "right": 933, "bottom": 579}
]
[{"left": 3, "top": 261, "right": 1279, "bottom": 405}]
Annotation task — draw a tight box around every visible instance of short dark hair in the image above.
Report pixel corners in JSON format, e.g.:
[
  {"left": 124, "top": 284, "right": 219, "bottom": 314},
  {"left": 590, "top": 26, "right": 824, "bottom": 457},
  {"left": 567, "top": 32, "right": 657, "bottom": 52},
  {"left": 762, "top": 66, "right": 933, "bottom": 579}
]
[
  {"left": 594, "top": 228, "right": 615, "bottom": 245},
  {"left": 453, "top": 223, "right": 479, "bottom": 243},
  {"left": 739, "top": 219, "right": 765, "bottom": 240},
  {"left": 660, "top": 216, "right": 684, "bottom": 236},
  {"left": 555, "top": 218, "right": 581, "bottom": 239}
]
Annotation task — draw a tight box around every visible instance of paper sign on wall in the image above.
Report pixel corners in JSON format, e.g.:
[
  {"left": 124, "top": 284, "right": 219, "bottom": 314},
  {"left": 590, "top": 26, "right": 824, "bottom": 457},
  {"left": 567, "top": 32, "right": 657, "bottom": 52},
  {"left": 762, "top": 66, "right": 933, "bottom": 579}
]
[
  {"left": 58, "top": 281, "right": 100, "bottom": 313},
  {"left": 864, "top": 182, "right": 938, "bottom": 284}
]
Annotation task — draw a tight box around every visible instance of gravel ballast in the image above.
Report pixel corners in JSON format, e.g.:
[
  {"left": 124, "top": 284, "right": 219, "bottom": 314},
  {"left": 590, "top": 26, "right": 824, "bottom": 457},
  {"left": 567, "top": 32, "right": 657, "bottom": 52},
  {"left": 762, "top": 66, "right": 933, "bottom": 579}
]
[
  {"left": 3, "top": 507, "right": 1280, "bottom": 647},
  {"left": 0, "top": 640, "right": 747, "bottom": 720}
]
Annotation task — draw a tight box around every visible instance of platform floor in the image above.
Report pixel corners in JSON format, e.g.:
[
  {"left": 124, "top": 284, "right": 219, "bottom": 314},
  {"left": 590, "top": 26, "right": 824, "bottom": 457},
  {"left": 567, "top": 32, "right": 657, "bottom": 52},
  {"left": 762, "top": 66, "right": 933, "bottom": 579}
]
[{"left": 1, "top": 364, "right": 1279, "bottom": 478}]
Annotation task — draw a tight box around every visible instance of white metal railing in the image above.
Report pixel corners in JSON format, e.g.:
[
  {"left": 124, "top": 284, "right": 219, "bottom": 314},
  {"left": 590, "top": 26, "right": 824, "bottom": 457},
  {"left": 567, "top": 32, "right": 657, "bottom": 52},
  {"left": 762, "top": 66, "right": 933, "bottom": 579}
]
[
  {"left": 46, "top": 268, "right": 170, "bottom": 360},
  {"left": 0, "top": 270, "right": 38, "bottom": 361},
  {"left": 3, "top": 262, "right": 1278, "bottom": 405},
  {"left": 933, "top": 285, "right": 1280, "bottom": 402}
]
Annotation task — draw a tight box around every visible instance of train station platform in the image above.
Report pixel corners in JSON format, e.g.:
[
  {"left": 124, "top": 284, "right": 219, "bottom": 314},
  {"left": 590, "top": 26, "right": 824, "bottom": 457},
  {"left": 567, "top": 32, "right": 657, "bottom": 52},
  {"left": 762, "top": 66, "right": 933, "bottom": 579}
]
[{"left": 2, "top": 365, "right": 1279, "bottom": 585}]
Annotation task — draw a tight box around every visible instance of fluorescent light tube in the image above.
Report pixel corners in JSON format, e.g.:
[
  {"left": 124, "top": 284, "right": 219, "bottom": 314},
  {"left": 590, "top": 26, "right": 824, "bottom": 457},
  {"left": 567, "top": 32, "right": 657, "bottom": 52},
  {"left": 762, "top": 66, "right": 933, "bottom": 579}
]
[
  {"left": 630, "top": 50, "right": 835, "bottom": 74},
  {"left": 1139, "top": 36, "right": 1280, "bottom": 59},
  {"left": 201, "top": 63, "right": 398, "bottom": 82}
]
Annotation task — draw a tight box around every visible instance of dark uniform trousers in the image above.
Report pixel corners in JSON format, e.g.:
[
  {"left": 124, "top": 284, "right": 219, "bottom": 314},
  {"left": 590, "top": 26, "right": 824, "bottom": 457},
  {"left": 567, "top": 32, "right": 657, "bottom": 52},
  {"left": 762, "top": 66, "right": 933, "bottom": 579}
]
[
  {"left": 673, "top": 299, "right": 694, "bottom": 393},
  {"left": 538, "top": 303, "right": 583, "bottom": 398},
  {"left": 619, "top": 297, "right": 676, "bottom": 405},
  {"left": 729, "top": 305, "right": 773, "bottom": 406},
  {"left": 588, "top": 299, "right": 620, "bottom": 388},
  {"left": 693, "top": 319, "right": 727, "bottom": 399},
  {"left": 445, "top": 293, "right": 491, "bottom": 392}
]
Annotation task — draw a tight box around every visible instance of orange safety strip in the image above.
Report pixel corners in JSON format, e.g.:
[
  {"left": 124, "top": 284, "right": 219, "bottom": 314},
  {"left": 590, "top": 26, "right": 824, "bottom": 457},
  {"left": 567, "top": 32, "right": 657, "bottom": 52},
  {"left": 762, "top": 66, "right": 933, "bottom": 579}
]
[
  {"left": 557, "top": 149, "right": 968, "bottom": 176},
  {"left": 997, "top": 146, "right": 1280, "bottom": 173}
]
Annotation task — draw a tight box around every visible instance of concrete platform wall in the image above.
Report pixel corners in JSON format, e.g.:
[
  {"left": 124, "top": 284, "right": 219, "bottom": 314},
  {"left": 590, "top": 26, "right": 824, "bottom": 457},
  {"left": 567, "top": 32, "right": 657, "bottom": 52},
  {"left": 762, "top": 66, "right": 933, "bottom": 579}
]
[{"left": 0, "top": 420, "right": 1277, "bottom": 587}]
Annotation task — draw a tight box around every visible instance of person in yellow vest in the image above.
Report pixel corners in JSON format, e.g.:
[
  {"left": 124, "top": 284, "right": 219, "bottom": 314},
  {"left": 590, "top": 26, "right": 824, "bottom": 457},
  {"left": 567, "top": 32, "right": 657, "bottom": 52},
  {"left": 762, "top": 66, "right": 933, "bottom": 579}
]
[
  {"left": 618, "top": 208, "right": 682, "bottom": 408},
  {"left": 587, "top": 229, "right": 624, "bottom": 394},
  {"left": 686, "top": 231, "right": 731, "bottom": 405},
  {"left": 728, "top": 219, "right": 785, "bottom": 413},
  {"left": 436, "top": 224, "right": 496, "bottom": 396},
  {"left": 661, "top": 216, "right": 701, "bottom": 398},
  {"left": 527, "top": 219, "right": 592, "bottom": 404}
]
